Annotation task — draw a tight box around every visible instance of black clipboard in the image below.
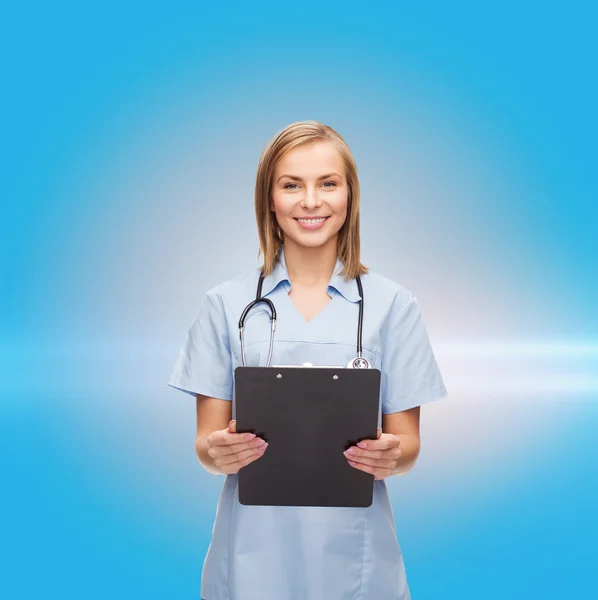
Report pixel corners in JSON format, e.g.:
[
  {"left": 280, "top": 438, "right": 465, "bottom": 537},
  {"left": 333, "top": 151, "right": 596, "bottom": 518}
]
[{"left": 234, "top": 366, "right": 381, "bottom": 507}]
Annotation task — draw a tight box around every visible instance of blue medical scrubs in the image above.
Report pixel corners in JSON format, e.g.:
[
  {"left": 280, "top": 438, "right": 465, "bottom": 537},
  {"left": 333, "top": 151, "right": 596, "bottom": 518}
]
[{"left": 167, "top": 244, "right": 448, "bottom": 600}]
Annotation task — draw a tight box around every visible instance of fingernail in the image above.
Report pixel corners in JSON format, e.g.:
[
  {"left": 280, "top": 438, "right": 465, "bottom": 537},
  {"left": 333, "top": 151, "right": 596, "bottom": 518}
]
[
  {"left": 255, "top": 439, "right": 266, "bottom": 447},
  {"left": 245, "top": 433, "right": 256, "bottom": 440},
  {"left": 345, "top": 447, "right": 356, "bottom": 455},
  {"left": 357, "top": 441, "right": 367, "bottom": 449},
  {"left": 258, "top": 443, "right": 269, "bottom": 451}
]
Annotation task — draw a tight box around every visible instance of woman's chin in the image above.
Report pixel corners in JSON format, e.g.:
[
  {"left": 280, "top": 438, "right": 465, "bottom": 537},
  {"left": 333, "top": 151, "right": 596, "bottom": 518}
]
[{"left": 284, "top": 231, "right": 339, "bottom": 249}]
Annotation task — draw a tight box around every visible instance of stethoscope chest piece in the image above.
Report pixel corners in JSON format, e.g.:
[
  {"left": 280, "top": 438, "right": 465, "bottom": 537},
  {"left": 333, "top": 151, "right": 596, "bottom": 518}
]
[{"left": 346, "top": 356, "right": 371, "bottom": 369}]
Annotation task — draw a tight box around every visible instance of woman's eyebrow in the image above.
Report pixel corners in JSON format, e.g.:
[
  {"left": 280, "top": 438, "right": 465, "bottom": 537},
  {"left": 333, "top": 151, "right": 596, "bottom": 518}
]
[{"left": 277, "top": 172, "right": 341, "bottom": 182}]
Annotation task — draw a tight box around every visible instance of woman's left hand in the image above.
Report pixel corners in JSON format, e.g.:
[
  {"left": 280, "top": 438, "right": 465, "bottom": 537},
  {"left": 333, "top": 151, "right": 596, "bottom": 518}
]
[{"left": 343, "top": 428, "right": 401, "bottom": 480}]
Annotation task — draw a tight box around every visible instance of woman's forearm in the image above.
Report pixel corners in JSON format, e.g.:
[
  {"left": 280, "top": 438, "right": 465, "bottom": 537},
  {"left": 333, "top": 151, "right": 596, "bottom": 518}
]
[{"left": 390, "top": 433, "right": 421, "bottom": 476}]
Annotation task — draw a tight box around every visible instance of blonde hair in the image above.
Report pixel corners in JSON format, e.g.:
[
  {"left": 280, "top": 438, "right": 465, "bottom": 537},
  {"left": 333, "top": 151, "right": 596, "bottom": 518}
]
[{"left": 254, "top": 120, "right": 369, "bottom": 280}]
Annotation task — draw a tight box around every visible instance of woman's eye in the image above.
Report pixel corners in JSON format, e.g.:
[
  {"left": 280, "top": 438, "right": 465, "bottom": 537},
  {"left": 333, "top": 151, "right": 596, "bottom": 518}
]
[{"left": 283, "top": 181, "right": 336, "bottom": 189}]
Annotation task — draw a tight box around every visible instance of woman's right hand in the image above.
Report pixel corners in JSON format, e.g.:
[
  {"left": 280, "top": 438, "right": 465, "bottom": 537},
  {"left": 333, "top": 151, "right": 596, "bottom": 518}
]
[{"left": 206, "top": 419, "right": 268, "bottom": 475}]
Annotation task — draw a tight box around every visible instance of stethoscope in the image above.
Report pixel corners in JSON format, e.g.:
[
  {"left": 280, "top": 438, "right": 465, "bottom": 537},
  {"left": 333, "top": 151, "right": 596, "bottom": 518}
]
[{"left": 238, "top": 271, "right": 371, "bottom": 370}]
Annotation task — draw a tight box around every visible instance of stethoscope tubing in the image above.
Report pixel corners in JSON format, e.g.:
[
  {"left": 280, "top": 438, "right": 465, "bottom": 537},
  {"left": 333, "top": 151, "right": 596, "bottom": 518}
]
[{"left": 238, "top": 270, "right": 364, "bottom": 368}]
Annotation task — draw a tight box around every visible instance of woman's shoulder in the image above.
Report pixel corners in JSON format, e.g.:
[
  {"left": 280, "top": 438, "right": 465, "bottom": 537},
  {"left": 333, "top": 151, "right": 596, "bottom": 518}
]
[
  {"left": 203, "top": 266, "right": 262, "bottom": 302},
  {"left": 362, "top": 268, "right": 415, "bottom": 314}
]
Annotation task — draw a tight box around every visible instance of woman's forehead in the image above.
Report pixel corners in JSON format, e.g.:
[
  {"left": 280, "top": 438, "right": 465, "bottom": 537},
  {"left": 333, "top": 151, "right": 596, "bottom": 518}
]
[{"left": 275, "top": 142, "right": 345, "bottom": 177}]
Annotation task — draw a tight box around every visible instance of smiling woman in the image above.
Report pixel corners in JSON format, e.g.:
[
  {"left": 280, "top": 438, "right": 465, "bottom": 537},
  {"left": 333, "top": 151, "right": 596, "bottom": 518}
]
[
  {"left": 271, "top": 142, "right": 349, "bottom": 242},
  {"left": 167, "top": 120, "right": 448, "bottom": 600}
]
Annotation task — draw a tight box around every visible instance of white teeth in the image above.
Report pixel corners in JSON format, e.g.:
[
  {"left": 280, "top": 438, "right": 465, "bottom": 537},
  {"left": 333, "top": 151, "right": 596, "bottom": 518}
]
[{"left": 297, "top": 217, "right": 326, "bottom": 223}]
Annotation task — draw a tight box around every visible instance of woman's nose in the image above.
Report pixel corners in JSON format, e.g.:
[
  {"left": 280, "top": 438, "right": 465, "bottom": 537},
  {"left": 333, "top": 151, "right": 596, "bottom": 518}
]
[{"left": 301, "top": 187, "right": 321, "bottom": 208}]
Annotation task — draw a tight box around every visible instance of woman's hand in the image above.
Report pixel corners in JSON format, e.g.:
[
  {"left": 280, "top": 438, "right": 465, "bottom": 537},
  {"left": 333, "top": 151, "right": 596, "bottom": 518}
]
[
  {"left": 206, "top": 419, "right": 268, "bottom": 475},
  {"left": 343, "top": 427, "right": 401, "bottom": 480}
]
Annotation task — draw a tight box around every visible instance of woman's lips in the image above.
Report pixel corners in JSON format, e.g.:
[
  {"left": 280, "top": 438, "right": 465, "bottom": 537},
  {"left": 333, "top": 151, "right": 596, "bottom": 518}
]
[{"left": 294, "top": 216, "right": 330, "bottom": 231}]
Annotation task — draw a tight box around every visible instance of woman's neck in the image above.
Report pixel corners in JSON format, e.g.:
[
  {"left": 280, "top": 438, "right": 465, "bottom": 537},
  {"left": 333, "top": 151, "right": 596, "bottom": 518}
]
[{"left": 283, "top": 235, "right": 338, "bottom": 289}]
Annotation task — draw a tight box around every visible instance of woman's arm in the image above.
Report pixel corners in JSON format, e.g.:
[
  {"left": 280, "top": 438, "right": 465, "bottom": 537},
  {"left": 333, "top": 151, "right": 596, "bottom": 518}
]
[
  {"left": 382, "top": 406, "right": 421, "bottom": 476},
  {"left": 195, "top": 394, "right": 233, "bottom": 474}
]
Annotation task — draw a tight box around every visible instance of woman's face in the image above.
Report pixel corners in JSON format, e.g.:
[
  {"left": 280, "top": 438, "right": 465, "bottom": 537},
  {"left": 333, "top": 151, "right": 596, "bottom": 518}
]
[{"left": 270, "top": 141, "right": 348, "bottom": 249}]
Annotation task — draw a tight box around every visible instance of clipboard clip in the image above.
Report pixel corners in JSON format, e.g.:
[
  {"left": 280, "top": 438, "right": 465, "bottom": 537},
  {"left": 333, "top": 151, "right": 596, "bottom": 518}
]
[{"left": 272, "top": 362, "right": 343, "bottom": 368}]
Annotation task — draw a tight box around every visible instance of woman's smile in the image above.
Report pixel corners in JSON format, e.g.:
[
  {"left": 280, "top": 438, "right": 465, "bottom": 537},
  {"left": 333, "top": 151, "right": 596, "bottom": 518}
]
[{"left": 294, "top": 216, "right": 330, "bottom": 230}]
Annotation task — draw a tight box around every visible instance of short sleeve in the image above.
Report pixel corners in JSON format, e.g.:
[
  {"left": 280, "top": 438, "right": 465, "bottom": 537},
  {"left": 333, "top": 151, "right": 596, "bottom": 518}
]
[
  {"left": 380, "top": 293, "right": 448, "bottom": 414},
  {"left": 167, "top": 289, "right": 233, "bottom": 401}
]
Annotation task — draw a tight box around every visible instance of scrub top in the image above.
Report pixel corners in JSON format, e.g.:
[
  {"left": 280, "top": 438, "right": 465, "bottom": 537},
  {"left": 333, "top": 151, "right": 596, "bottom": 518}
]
[{"left": 167, "top": 244, "right": 448, "bottom": 600}]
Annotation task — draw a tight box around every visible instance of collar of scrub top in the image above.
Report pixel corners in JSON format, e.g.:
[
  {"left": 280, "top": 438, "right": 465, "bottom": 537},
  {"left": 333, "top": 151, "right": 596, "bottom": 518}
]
[
  {"left": 259, "top": 244, "right": 362, "bottom": 303},
  {"left": 239, "top": 244, "right": 369, "bottom": 369}
]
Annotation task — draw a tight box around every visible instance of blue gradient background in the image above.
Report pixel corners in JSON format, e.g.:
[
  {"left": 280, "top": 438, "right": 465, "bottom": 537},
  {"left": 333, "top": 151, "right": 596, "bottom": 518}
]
[{"left": 2, "top": 2, "right": 597, "bottom": 598}]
